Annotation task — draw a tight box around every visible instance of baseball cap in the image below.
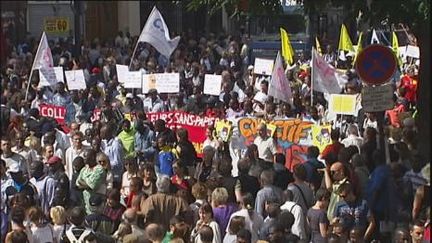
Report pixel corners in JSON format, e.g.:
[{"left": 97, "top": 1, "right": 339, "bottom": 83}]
[
  {"left": 126, "top": 93, "right": 133, "bottom": 99},
  {"left": 148, "top": 88, "right": 158, "bottom": 94},
  {"left": 46, "top": 156, "right": 62, "bottom": 165},
  {"left": 248, "top": 65, "right": 254, "bottom": 70},
  {"left": 7, "top": 163, "right": 21, "bottom": 174}
]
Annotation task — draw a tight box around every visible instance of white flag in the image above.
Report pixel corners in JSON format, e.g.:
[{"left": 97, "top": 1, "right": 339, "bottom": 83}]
[
  {"left": 32, "top": 32, "right": 53, "bottom": 70},
  {"left": 312, "top": 48, "right": 347, "bottom": 94},
  {"left": 138, "top": 7, "right": 180, "bottom": 58},
  {"left": 268, "top": 52, "right": 292, "bottom": 104},
  {"left": 371, "top": 29, "right": 380, "bottom": 44}
]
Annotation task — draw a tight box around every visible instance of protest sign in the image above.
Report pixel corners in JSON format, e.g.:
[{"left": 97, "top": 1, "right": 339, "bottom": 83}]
[
  {"left": 39, "top": 104, "right": 66, "bottom": 124},
  {"left": 361, "top": 84, "right": 394, "bottom": 112},
  {"left": 329, "top": 94, "right": 357, "bottom": 115},
  {"left": 142, "top": 73, "right": 179, "bottom": 93},
  {"left": 237, "top": 118, "right": 313, "bottom": 170},
  {"left": 38, "top": 66, "right": 64, "bottom": 87},
  {"left": 203, "top": 74, "right": 222, "bottom": 96},
  {"left": 116, "top": 64, "right": 142, "bottom": 89},
  {"left": 254, "top": 58, "right": 274, "bottom": 75},
  {"left": 311, "top": 125, "right": 332, "bottom": 153},
  {"left": 65, "top": 69, "right": 86, "bottom": 90},
  {"left": 405, "top": 45, "right": 420, "bottom": 58},
  {"left": 147, "top": 111, "right": 218, "bottom": 157},
  {"left": 215, "top": 120, "right": 233, "bottom": 142}
]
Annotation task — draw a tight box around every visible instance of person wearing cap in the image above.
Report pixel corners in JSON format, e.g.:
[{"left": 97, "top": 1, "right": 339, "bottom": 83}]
[
  {"left": 29, "top": 160, "right": 56, "bottom": 218},
  {"left": 143, "top": 88, "right": 165, "bottom": 113},
  {"left": 1, "top": 136, "right": 28, "bottom": 177},
  {"left": 84, "top": 194, "right": 114, "bottom": 235},
  {"left": 46, "top": 156, "right": 70, "bottom": 208},
  {"left": 4, "top": 162, "right": 38, "bottom": 212}
]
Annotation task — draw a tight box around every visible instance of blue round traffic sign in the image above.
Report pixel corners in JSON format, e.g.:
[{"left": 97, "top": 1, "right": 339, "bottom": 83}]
[{"left": 355, "top": 44, "right": 397, "bottom": 85}]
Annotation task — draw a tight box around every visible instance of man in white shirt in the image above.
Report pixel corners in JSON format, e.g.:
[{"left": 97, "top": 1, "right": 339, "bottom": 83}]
[
  {"left": 11, "top": 131, "right": 38, "bottom": 173},
  {"left": 143, "top": 89, "right": 165, "bottom": 113},
  {"left": 1, "top": 137, "right": 27, "bottom": 177},
  {"left": 341, "top": 124, "right": 364, "bottom": 151},
  {"left": 65, "top": 131, "right": 88, "bottom": 179},
  {"left": 254, "top": 123, "right": 277, "bottom": 162},
  {"left": 280, "top": 190, "right": 307, "bottom": 240}
]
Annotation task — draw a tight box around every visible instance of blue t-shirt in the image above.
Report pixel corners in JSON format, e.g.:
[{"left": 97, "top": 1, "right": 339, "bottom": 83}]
[{"left": 334, "top": 199, "right": 371, "bottom": 232}]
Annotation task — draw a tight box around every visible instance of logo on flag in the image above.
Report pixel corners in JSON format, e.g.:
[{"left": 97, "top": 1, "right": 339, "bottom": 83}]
[{"left": 312, "top": 48, "right": 347, "bottom": 94}]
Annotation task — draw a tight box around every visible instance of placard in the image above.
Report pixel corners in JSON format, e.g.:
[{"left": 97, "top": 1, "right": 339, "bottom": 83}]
[
  {"left": 65, "top": 69, "right": 86, "bottom": 90},
  {"left": 361, "top": 84, "right": 394, "bottom": 112},
  {"left": 116, "top": 64, "right": 142, "bottom": 89},
  {"left": 312, "top": 125, "right": 332, "bottom": 153},
  {"left": 39, "top": 66, "right": 64, "bottom": 87},
  {"left": 39, "top": 103, "right": 66, "bottom": 124},
  {"left": 203, "top": 74, "right": 222, "bottom": 96},
  {"left": 142, "top": 73, "right": 179, "bottom": 93},
  {"left": 254, "top": 58, "right": 274, "bottom": 75},
  {"left": 405, "top": 45, "right": 420, "bottom": 58},
  {"left": 328, "top": 94, "right": 357, "bottom": 115}
]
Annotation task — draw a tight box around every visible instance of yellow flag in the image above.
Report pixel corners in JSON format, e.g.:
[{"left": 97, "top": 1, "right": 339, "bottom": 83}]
[
  {"left": 338, "top": 24, "right": 354, "bottom": 52},
  {"left": 392, "top": 31, "right": 403, "bottom": 67},
  {"left": 280, "top": 28, "right": 294, "bottom": 65},
  {"left": 315, "top": 36, "right": 322, "bottom": 55},
  {"left": 353, "top": 32, "right": 363, "bottom": 64}
]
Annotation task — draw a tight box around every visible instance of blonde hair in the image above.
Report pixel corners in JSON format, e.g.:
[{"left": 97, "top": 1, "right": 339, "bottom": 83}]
[
  {"left": 96, "top": 152, "right": 110, "bottom": 169},
  {"left": 29, "top": 136, "right": 41, "bottom": 152},
  {"left": 50, "top": 206, "right": 66, "bottom": 225},
  {"left": 211, "top": 187, "right": 228, "bottom": 207}
]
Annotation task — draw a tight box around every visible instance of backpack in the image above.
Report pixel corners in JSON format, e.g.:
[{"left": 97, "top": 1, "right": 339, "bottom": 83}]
[{"left": 65, "top": 227, "right": 95, "bottom": 243}]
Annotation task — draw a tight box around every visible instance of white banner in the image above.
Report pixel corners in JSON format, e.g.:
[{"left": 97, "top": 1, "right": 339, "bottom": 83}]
[
  {"left": 361, "top": 84, "right": 394, "bottom": 112},
  {"left": 203, "top": 74, "right": 222, "bottom": 96},
  {"left": 269, "top": 52, "right": 292, "bottom": 103},
  {"left": 142, "top": 73, "right": 179, "bottom": 94},
  {"left": 65, "top": 69, "right": 86, "bottom": 91},
  {"left": 116, "top": 64, "right": 142, "bottom": 89},
  {"left": 254, "top": 58, "right": 274, "bottom": 75},
  {"left": 405, "top": 45, "right": 420, "bottom": 58},
  {"left": 38, "top": 66, "right": 64, "bottom": 87},
  {"left": 32, "top": 32, "right": 53, "bottom": 70},
  {"left": 312, "top": 48, "right": 347, "bottom": 94},
  {"left": 137, "top": 7, "right": 180, "bottom": 57}
]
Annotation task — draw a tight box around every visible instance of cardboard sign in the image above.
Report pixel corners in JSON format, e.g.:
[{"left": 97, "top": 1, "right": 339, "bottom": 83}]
[
  {"left": 39, "top": 104, "right": 66, "bottom": 124},
  {"left": 203, "top": 74, "right": 222, "bottom": 96},
  {"left": 116, "top": 64, "right": 142, "bottom": 89},
  {"left": 147, "top": 111, "right": 218, "bottom": 157},
  {"left": 215, "top": 120, "right": 233, "bottom": 142},
  {"left": 328, "top": 94, "right": 357, "bottom": 115},
  {"left": 312, "top": 125, "right": 332, "bottom": 153},
  {"left": 361, "top": 84, "right": 394, "bottom": 112},
  {"left": 142, "top": 73, "right": 179, "bottom": 93},
  {"left": 405, "top": 45, "right": 420, "bottom": 58},
  {"left": 39, "top": 66, "right": 64, "bottom": 87},
  {"left": 254, "top": 58, "right": 274, "bottom": 75},
  {"left": 65, "top": 69, "right": 86, "bottom": 90}
]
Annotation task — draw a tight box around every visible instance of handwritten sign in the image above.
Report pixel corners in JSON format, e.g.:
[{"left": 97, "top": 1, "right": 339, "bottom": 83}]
[
  {"left": 203, "top": 74, "right": 222, "bottom": 96},
  {"left": 65, "top": 69, "right": 86, "bottom": 91},
  {"left": 405, "top": 45, "right": 420, "bottom": 58},
  {"left": 39, "top": 104, "right": 66, "bottom": 124},
  {"left": 142, "top": 73, "right": 179, "bottom": 93},
  {"left": 39, "top": 66, "right": 64, "bottom": 87},
  {"left": 254, "top": 58, "right": 274, "bottom": 75},
  {"left": 116, "top": 64, "right": 142, "bottom": 89},
  {"left": 329, "top": 94, "right": 357, "bottom": 115},
  {"left": 238, "top": 118, "right": 313, "bottom": 170},
  {"left": 361, "top": 84, "right": 394, "bottom": 112}
]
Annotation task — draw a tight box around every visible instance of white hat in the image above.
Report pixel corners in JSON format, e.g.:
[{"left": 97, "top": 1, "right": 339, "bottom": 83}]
[
  {"left": 126, "top": 93, "right": 133, "bottom": 99},
  {"left": 248, "top": 65, "right": 254, "bottom": 70},
  {"left": 7, "top": 163, "right": 21, "bottom": 174}
]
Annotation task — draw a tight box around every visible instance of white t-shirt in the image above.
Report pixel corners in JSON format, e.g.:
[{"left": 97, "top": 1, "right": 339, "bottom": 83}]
[
  {"left": 30, "top": 224, "right": 54, "bottom": 243},
  {"left": 254, "top": 136, "right": 277, "bottom": 162}
]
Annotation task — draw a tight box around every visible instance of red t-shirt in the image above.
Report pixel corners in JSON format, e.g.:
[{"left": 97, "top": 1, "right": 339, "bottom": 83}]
[{"left": 321, "top": 142, "right": 344, "bottom": 161}]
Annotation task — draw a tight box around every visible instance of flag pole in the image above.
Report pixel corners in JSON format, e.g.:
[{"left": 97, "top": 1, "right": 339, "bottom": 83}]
[
  {"left": 129, "top": 36, "right": 140, "bottom": 71},
  {"left": 25, "top": 32, "right": 45, "bottom": 101},
  {"left": 311, "top": 47, "right": 314, "bottom": 106}
]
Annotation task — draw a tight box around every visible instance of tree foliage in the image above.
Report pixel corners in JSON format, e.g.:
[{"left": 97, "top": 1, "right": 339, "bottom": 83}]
[{"left": 186, "top": 0, "right": 283, "bottom": 17}]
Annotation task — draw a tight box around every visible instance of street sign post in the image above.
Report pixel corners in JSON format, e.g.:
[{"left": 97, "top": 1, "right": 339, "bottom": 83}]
[{"left": 355, "top": 44, "right": 397, "bottom": 85}]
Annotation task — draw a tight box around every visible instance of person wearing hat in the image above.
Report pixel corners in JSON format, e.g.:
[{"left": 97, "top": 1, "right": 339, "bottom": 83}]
[
  {"left": 29, "top": 160, "right": 56, "bottom": 217},
  {"left": 84, "top": 194, "right": 114, "bottom": 236},
  {"left": 4, "top": 162, "right": 38, "bottom": 212},
  {"left": 46, "top": 156, "right": 70, "bottom": 208},
  {"left": 143, "top": 88, "right": 165, "bottom": 113}
]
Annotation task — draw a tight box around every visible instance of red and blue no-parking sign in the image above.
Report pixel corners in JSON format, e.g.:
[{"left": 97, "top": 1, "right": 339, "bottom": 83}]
[{"left": 355, "top": 44, "right": 397, "bottom": 85}]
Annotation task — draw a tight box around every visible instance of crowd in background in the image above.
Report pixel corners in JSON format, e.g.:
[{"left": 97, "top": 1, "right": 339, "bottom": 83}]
[{"left": 0, "top": 26, "right": 429, "bottom": 243}]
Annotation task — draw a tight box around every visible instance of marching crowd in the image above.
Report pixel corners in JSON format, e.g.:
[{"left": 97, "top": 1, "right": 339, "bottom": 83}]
[{"left": 0, "top": 27, "right": 430, "bottom": 243}]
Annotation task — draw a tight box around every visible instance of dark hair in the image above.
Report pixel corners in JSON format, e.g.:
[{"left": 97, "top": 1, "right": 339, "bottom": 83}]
[
  {"left": 241, "top": 193, "right": 255, "bottom": 217},
  {"left": 372, "top": 149, "right": 385, "bottom": 165},
  {"left": 236, "top": 228, "right": 252, "bottom": 243},
  {"left": 218, "top": 160, "right": 232, "bottom": 177},
  {"left": 72, "top": 156, "right": 85, "bottom": 169},
  {"left": 199, "top": 225, "right": 214, "bottom": 242},
  {"left": 331, "top": 129, "right": 340, "bottom": 141},
  {"left": 9, "top": 230, "right": 29, "bottom": 243},
  {"left": 338, "top": 147, "right": 352, "bottom": 164},
  {"left": 107, "top": 188, "right": 121, "bottom": 201},
  {"left": 199, "top": 203, "right": 214, "bottom": 218},
  {"left": 130, "top": 177, "right": 144, "bottom": 191},
  {"left": 410, "top": 219, "right": 425, "bottom": 230},
  {"left": 293, "top": 163, "right": 307, "bottom": 181},
  {"left": 10, "top": 207, "right": 26, "bottom": 225},
  {"left": 176, "top": 128, "right": 188, "bottom": 141},
  {"left": 315, "top": 188, "right": 331, "bottom": 201},
  {"left": 68, "top": 207, "right": 86, "bottom": 225},
  {"left": 277, "top": 211, "right": 295, "bottom": 229},
  {"left": 237, "top": 158, "right": 251, "bottom": 174},
  {"left": 0, "top": 159, "right": 5, "bottom": 167},
  {"left": 307, "top": 146, "right": 320, "bottom": 158}
]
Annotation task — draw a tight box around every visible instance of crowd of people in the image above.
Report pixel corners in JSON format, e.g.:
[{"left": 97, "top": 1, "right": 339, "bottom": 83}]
[{"left": 0, "top": 25, "right": 429, "bottom": 243}]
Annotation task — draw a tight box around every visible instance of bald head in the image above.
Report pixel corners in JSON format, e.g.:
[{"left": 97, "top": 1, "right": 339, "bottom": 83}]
[
  {"left": 330, "top": 162, "right": 346, "bottom": 181},
  {"left": 122, "top": 208, "right": 137, "bottom": 224},
  {"left": 146, "top": 223, "right": 165, "bottom": 242}
]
